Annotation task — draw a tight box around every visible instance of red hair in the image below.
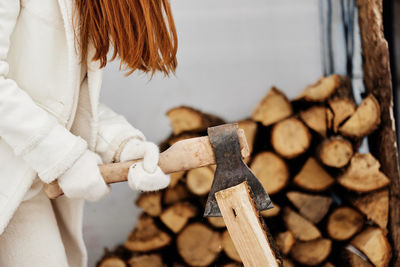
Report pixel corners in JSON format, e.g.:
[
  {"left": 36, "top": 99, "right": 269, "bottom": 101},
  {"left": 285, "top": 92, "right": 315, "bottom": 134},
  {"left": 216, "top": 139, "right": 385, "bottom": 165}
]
[{"left": 76, "top": 0, "right": 178, "bottom": 75}]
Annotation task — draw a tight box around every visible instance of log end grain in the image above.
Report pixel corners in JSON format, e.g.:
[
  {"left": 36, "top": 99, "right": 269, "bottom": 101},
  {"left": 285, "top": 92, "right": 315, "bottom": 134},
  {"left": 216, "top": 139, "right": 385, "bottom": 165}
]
[{"left": 271, "top": 118, "right": 311, "bottom": 159}]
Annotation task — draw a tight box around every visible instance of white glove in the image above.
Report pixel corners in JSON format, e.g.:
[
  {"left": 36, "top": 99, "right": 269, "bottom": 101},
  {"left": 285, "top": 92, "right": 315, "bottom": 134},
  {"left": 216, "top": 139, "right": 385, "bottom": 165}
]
[
  {"left": 58, "top": 150, "right": 110, "bottom": 201},
  {"left": 120, "top": 139, "right": 170, "bottom": 191}
]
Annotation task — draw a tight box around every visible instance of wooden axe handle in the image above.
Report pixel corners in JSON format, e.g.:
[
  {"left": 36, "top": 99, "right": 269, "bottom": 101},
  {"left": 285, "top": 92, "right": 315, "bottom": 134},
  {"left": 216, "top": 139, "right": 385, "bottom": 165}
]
[{"left": 44, "top": 129, "right": 249, "bottom": 199}]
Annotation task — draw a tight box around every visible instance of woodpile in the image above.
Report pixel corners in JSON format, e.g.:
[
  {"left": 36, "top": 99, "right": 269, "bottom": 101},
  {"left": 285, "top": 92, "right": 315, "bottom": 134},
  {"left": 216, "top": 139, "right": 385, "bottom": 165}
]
[{"left": 98, "top": 74, "right": 393, "bottom": 267}]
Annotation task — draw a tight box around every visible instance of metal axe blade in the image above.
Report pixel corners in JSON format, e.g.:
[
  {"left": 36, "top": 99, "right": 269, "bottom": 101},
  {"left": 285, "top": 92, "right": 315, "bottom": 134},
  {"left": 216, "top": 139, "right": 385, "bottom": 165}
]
[{"left": 204, "top": 123, "right": 273, "bottom": 217}]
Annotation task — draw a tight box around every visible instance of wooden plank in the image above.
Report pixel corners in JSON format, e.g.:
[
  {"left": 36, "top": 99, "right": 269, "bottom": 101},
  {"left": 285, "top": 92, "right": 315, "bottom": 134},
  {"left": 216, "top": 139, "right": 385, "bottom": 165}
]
[
  {"left": 357, "top": 0, "right": 400, "bottom": 265},
  {"left": 215, "top": 182, "right": 280, "bottom": 267}
]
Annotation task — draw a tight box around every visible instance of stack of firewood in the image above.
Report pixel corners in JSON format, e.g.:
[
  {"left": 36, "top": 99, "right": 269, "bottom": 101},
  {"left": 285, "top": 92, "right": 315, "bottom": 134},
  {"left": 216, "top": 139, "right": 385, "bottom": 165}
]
[{"left": 98, "top": 74, "right": 392, "bottom": 267}]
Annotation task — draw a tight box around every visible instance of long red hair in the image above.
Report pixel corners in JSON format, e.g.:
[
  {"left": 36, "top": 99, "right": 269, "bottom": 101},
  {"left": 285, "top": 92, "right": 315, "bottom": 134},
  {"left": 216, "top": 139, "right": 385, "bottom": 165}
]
[{"left": 76, "top": 0, "right": 178, "bottom": 75}]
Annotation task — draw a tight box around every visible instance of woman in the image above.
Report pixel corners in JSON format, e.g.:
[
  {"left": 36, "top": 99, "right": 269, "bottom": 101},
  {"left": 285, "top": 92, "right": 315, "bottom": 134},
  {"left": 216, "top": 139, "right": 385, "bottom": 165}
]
[{"left": 0, "top": 0, "right": 177, "bottom": 266}]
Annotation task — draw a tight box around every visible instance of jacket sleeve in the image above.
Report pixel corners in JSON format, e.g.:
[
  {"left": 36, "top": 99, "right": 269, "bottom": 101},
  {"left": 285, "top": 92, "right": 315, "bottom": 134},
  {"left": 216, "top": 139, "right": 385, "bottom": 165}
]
[
  {"left": 0, "top": 1, "right": 87, "bottom": 183},
  {"left": 95, "top": 103, "right": 145, "bottom": 164}
]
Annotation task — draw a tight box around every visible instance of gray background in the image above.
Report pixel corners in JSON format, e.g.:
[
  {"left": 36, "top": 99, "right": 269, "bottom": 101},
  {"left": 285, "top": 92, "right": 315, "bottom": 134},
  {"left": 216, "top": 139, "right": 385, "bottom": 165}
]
[{"left": 83, "top": 0, "right": 323, "bottom": 266}]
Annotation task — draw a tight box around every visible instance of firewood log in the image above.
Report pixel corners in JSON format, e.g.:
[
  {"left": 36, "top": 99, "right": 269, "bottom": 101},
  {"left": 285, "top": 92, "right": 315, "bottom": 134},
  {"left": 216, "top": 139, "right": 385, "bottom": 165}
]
[
  {"left": 238, "top": 120, "right": 258, "bottom": 155},
  {"left": 222, "top": 263, "right": 243, "bottom": 267},
  {"left": 160, "top": 202, "right": 197, "bottom": 233},
  {"left": 166, "top": 106, "right": 224, "bottom": 135},
  {"left": 275, "top": 231, "right": 295, "bottom": 255},
  {"left": 135, "top": 192, "right": 162, "bottom": 217},
  {"left": 207, "top": 217, "right": 226, "bottom": 228},
  {"left": 293, "top": 157, "right": 335, "bottom": 192},
  {"left": 250, "top": 152, "right": 289, "bottom": 194},
  {"left": 186, "top": 166, "right": 214, "bottom": 196},
  {"left": 327, "top": 207, "right": 364, "bottom": 241},
  {"left": 326, "top": 108, "right": 334, "bottom": 130},
  {"left": 169, "top": 171, "right": 185, "bottom": 188},
  {"left": 271, "top": 118, "right": 311, "bottom": 159},
  {"left": 222, "top": 230, "right": 242, "bottom": 262},
  {"left": 351, "top": 227, "right": 392, "bottom": 267},
  {"left": 252, "top": 87, "right": 293, "bottom": 126},
  {"left": 286, "top": 191, "right": 332, "bottom": 224},
  {"left": 124, "top": 215, "right": 171, "bottom": 252},
  {"left": 339, "top": 95, "right": 381, "bottom": 138},
  {"left": 282, "top": 207, "right": 321, "bottom": 241},
  {"left": 99, "top": 257, "right": 126, "bottom": 267},
  {"left": 351, "top": 189, "right": 388, "bottom": 229},
  {"left": 163, "top": 184, "right": 189, "bottom": 205},
  {"left": 344, "top": 249, "right": 373, "bottom": 267},
  {"left": 128, "top": 254, "right": 163, "bottom": 267},
  {"left": 282, "top": 258, "right": 295, "bottom": 267},
  {"left": 260, "top": 202, "right": 281, "bottom": 218},
  {"left": 318, "top": 137, "right": 354, "bottom": 168},
  {"left": 299, "top": 106, "right": 328, "bottom": 136},
  {"left": 177, "top": 223, "right": 222, "bottom": 266},
  {"left": 328, "top": 98, "right": 356, "bottom": 132},
  {"left": 290, "top": 239, "right": 332, "bottom": 266},
  {"left": 323, "top": 262, "right": 335, "bottom": 267},
  {"left": 295, "top": 74, "right": 340, "bottom": 102},
  {"left": 338, "top": 153, "right": 390, "bottom": 193}
]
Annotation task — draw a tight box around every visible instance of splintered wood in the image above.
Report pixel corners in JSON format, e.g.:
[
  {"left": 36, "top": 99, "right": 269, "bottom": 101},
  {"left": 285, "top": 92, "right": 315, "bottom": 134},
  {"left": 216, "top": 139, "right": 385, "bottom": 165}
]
[{"left": 98, "top": 73, "right": 393, "bottom": 267}]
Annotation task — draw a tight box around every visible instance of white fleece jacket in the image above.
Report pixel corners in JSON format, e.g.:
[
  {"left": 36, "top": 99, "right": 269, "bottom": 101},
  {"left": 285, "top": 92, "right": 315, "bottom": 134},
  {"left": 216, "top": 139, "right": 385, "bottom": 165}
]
[{"left": 0, "top": 0, "right": 144, "bottom": 238}]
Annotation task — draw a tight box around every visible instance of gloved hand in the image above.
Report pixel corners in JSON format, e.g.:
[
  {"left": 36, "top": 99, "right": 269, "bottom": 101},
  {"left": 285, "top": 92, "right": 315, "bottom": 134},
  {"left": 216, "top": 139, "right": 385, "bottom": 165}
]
[
  {"left": 58, "top": 150, "right": 110, "bottom": 201},
  {"left": 120, "top": 139, "right": 170, "bottom": 191}
]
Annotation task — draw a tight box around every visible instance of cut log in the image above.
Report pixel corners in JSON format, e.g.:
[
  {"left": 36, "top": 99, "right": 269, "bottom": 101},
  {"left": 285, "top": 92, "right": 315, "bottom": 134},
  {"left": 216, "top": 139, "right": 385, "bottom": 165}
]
[
  {"left": 169, "top": 171, "right": 185, "bottom": 188},
  {"left": 318, "top": 137, "right": 353, "bottom": 168},
  {"left": 177, "top": 223, "right": 222, "bottom": 266},
  {"left": 338, "top": 153, "right": 390, "bottom": 193},
  {"left": 299, "top": 106, "right": 328, "bottom": 136},
  {"left": 351, "top": 189, "right": 389, "bottom": 229},
  {"left": 99, "top": 257, "right": 126, "bottom": 267},
  {"left": 222, "top": 263, "right": 244, "bottom": 267},
  {"left": 326, "top": 108, "right": 334, "bottom": 130},
  {"left": 128, "top": 254, "right": 163, "bottom": 267},
  {"left": 125, "top": 215, "right": 171, "bottom": 252},
  {"left": 286, "top": 191, "right": 332, "bottom": 224},
  {"left": 208, "top": 217, "right": 226, "bottom": 228},
  {"left": 329, "top": 98, "right": 356, "bottom": 132},
  {"left": 295, "top": 74, "right": 340, "bottom": 102},
  {"left": 293, "top": 157, "right": 335, "bottom": 192},
  {"left": 135, "top": 191, "right": 162, "bottom": 217},
  {"left": 222, "top": 230, "right": 242, "bottom": 262},
  {"left": 275, "top": 231, "right": 295, "bottom": 255},
  {"left": 166, "top": 106, "right": 224, "bottom": 135},
  {"left": 282, "top": 207, "right": 321, "bottom": 241},
  {"left": 238, "top": 120, "right": 258, "bottom": 155},
  {"left": 186, "top": 166, "right": 214, "bottom": 196},
  {"left": 160, "top": 202, "right": 197, "bottom": 233},
  {"left": 163, "top": 184, "right": 189, "bottom": 205},
  {"left": 327, "top": 207, "right": 364, "bottom": 241},
  {"left": 344, "top": 249, "right": 373, "bottom": 267},
  {"left": 282, "top": 258, "right": 295, "bottom": 267},
  {"left": 290, "top": 239, "right": 332, "bottom": 266},
  {"left": 339, "top": 95, "right": 381, "bottom": 138},
  {"left": 250, "top": 152, "right": 289, "bottom": 194},
  {"left": 271, "top": 118, "right": 311, "bottom": 159},
  {"left": 323, "top": 263, "right": 335, "bottom": 267},
  {"left": 252, "top": 87, "right": 293, "bottom": 126},
  {"left": 351, "top": 227, "right": 392, "bottom": 267},
  {"left": 260, "top": 202, "right": 281, "bottom": 218}
]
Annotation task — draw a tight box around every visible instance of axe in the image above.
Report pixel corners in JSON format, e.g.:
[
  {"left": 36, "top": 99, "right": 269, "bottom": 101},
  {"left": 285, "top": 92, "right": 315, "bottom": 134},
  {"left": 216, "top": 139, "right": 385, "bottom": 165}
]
[
  {"left": 44, "top": 127, "right": 250, "bottom": 199},
  {"left": 44, "top": 123, "right": 280, "bottom": 266}
]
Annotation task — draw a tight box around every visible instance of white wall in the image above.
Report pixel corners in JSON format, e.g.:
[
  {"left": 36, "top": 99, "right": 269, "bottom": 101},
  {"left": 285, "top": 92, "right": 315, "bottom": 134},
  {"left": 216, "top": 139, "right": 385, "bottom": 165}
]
[{"left": 84, "top": 0, "right": 323, "bottom": 266}]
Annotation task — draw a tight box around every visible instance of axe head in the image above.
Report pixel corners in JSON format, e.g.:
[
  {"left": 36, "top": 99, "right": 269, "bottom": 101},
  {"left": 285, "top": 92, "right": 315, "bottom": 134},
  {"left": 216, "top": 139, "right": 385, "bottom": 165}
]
[{"left": 204, "top": 123, "right": 273, "bottom": 217}]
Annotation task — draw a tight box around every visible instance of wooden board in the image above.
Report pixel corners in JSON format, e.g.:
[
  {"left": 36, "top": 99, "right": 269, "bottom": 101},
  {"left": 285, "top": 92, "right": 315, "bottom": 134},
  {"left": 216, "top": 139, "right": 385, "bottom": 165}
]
[{"left": 357, "top": 0, "right": 400, "bottom": 264}]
